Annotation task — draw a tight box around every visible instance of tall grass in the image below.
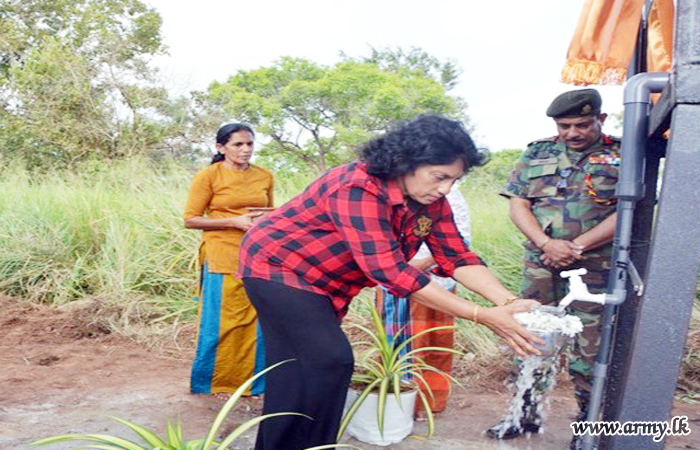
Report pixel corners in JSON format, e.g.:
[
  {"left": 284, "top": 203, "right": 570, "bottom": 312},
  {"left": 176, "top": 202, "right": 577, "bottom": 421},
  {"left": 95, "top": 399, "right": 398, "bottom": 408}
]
[
  {"left": 0, "top": 158, "right": 199, "bottom": 317},
  {"left": 0, "top": 155, "right": 697, "bottom": 391}
]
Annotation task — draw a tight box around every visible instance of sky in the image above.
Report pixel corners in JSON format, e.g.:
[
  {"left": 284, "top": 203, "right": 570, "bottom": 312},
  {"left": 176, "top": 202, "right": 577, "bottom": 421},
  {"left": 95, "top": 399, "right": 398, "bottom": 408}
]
[{"left": 145, "top": 0, "right": 625, "bottom": 152}]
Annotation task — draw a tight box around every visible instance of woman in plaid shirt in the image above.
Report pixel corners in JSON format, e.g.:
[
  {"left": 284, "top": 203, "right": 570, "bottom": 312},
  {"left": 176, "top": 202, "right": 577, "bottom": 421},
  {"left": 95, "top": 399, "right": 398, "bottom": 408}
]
[{"left": 238, "top": 115, "right": 543, "bottom": 450}]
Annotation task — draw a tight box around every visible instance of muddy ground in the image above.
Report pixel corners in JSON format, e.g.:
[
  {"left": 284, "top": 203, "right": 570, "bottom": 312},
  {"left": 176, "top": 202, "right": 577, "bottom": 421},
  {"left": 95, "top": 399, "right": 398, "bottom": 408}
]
[{"left": 1, "top": 296, "right": 698, "bottom": 450}]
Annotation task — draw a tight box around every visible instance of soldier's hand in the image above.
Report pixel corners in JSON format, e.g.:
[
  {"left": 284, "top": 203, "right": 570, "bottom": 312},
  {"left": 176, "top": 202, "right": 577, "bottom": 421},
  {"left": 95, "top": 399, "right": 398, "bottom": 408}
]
[{"left": 541, "top": 239, "right": 585, "bottom": 267}]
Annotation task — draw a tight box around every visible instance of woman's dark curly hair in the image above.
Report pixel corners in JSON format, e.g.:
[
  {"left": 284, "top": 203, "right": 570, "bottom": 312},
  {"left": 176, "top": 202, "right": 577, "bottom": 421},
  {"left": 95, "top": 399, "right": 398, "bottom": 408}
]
[
  {"left": 359, "top": 115, "right": 490, "bottom": 179},
  {"left": 211, "top": 123, "right": 255, "bottom": 164}
]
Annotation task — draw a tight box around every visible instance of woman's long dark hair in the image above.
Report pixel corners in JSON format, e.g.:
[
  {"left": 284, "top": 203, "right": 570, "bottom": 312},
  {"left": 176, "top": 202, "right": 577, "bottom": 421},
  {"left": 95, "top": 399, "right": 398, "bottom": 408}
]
[
  {"left": 211, "top": 123, "right": 255, "bottom": 164},
  {"left": 359, "top": 115, "right": 489, "bottom": 179}
]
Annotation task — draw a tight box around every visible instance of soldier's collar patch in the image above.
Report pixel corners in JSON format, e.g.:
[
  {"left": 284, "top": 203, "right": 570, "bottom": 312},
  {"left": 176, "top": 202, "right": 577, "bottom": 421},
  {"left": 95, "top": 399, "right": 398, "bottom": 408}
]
[
  {"left": 602, "top": 134, "right": 620, "bottom": 145},
  {"left": 413, "top": 215, "right": 433, "bottom": 237}
]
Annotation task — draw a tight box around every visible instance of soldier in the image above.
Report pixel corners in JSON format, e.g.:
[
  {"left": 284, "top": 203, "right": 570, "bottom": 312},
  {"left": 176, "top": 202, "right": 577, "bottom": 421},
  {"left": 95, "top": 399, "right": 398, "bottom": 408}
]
[{"left": 487, "top": 89, "right": 619, "bottom": 449}]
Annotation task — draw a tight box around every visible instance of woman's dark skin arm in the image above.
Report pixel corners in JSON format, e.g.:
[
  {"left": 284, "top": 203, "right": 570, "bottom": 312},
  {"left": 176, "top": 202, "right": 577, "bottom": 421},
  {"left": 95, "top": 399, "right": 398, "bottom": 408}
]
[
  {"left": 184, "top": 211, "right": 263, "bottom": 231},
  {"left": 410, "top": 264, "right": 544, "bottom": 357}
]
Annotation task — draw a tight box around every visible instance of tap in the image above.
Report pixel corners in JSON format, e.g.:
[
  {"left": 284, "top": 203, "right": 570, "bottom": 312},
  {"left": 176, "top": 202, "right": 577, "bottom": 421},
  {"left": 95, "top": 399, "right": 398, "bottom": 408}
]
[{"left": 557, "top": 268, "right": 607, "bottom": 311}]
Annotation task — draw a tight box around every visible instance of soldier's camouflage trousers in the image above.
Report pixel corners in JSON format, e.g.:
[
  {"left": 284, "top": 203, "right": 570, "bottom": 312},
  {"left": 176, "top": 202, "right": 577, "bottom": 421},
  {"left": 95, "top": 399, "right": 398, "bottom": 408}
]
[{"left": 520, "top": 248, "right": 612, "bottom": 394}]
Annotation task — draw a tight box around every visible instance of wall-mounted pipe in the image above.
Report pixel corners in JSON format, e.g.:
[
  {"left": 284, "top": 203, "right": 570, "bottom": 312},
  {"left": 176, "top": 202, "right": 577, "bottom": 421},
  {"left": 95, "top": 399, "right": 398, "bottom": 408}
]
[
  {"left": 581, "top": 72, "right": 669, "bottom": 450},
  {"left": 615, "top": 72, "right": 672, "bottom": 202},
  {"left": 604, "top": 72, "right": 670, "bottom": 307}
]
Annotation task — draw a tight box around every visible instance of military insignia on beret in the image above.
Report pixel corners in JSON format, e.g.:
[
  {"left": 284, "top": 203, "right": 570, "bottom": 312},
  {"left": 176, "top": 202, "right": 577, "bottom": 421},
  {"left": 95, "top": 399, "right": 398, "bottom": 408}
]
[
  {"left": 413, "top": 215, "right": 433, "bottom": 237},
  {"left": 546, "top": 88, "right": 602, "bottom": 118}
]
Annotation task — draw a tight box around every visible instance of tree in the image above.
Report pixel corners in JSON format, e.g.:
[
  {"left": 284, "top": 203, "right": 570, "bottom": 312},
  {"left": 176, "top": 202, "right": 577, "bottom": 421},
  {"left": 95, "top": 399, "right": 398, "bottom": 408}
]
[
  {"left": 0, "top": 0, "right": 189, "bottom": 168},
  {"left": 0, "top": 0, "right": 163, "bottom": 71},
  {"left": 204, "top": 52, "right": 469, "bottom": 175},
  {"left": 4, "top": 39, "right": 113, "bottom": 165},
  {"left": 343, "top": 46, "right": 463, "bottom": 92}
]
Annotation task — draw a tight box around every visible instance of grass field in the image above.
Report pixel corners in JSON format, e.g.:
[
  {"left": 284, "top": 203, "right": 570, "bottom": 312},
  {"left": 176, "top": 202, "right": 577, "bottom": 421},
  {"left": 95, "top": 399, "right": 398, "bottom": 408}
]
[{"left": 0, "top": 155, "right": 697, "bottom": 395}]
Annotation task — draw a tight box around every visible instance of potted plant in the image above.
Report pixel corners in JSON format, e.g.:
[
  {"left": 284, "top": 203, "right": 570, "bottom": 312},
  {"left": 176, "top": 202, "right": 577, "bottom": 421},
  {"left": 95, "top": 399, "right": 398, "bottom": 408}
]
[
  {"left": 337, "top": 303, "right": 462, "bottom": 446},
  {"left": 31, "top": 360, "right": 360, "bottom": 450}
]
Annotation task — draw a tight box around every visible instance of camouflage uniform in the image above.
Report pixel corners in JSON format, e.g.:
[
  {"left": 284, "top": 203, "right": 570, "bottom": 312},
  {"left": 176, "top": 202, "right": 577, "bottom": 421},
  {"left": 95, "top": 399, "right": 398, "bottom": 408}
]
[{"left": 501, "top": 134, "right": 621, "bottom": 397}]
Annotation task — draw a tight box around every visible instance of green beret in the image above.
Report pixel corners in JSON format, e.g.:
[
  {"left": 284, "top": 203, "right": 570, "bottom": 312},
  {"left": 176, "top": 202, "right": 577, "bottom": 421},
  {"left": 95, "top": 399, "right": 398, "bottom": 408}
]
[{"left": 546, "top": 89, "right": 602, "bottom": 118}]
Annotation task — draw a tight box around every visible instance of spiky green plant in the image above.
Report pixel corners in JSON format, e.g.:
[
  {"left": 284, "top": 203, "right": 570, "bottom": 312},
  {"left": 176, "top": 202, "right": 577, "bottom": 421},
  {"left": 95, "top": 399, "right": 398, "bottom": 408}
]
[
  {"left": 31, "top": 360, "right": 361, "bottom": 450},
  {"left": 337, "top": 301, "right": 463, "bottom": 441}
]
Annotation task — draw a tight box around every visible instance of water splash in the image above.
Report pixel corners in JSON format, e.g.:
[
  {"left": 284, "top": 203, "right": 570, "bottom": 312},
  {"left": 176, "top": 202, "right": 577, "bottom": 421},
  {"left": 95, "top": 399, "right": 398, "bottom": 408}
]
[
  {"left": 514, "top": 309, "right": 584, "bottom": 337},
  {"left": 492, "top": 309, "right": 583, "bottom": 438}
]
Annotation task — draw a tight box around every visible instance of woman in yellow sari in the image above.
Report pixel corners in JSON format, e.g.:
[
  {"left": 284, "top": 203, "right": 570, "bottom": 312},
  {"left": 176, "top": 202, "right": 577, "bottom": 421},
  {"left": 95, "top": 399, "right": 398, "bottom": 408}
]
[{"left": 184, "top": 123, "right": 274, "bottom": 396}]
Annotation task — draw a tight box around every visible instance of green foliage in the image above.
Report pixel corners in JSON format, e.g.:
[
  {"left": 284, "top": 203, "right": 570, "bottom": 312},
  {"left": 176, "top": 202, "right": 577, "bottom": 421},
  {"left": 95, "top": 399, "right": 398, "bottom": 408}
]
[
  {"left": 453, "top": 153, "right": 524, "bottom": 355},
  {"left": 5, "top": 38, "right": 114, "bottom": 165},
  {"left": 338, "top": 301, "right": 462, "bottom": 441},
  {"left": 679, "top": 306, "right": 700, "bottom": 395},
  {"left": 343, "top": 46, "right": 464, "bottom": 93},
  {"left": 0, "top": 0, "right": 204, "bottom": 169},
  {"left": 0, "top": 0, "right": 164, "bottom": 77},
  {"left": 0, "top": 157, "right": 198, "bottom": 308},
  {"left": 0, "top": 154, "right": 316, "bottom": 315},
  {"left": 204, "top": 51, "right": 467, "bottom": 175},
  {"left": 1, "top": 152, "right": 698, "bottom": 394},
  {"left": 460, "top": 149, "right": 523, "bottom": 303},
  {"left": 464, "top": 149, "right": 521, "bottom": 191},
  {"left": 608, "top": 111, "right": 623, "bottom": 132}
]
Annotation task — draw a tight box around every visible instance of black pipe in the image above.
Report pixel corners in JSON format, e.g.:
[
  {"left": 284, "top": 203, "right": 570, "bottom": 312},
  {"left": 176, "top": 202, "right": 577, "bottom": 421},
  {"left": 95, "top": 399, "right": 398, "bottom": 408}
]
[{"left": 581, "top": 72, "right": 669, "bottom": 450}]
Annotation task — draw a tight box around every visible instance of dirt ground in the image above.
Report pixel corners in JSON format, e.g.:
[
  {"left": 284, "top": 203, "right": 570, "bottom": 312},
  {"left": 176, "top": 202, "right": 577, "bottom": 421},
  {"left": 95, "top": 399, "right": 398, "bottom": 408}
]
[{"left": 1, "top": 295, "right": 698, "bottom": 450}]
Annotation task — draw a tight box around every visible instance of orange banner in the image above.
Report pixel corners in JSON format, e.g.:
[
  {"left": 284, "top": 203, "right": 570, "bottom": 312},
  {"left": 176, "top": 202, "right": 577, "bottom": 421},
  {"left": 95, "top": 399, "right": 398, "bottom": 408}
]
[
  {"left": 561, "top": 0, "right": 674, "bottom": 86},
  {"left": 646, "top": 0, "right": 674, "bottom": 73}
]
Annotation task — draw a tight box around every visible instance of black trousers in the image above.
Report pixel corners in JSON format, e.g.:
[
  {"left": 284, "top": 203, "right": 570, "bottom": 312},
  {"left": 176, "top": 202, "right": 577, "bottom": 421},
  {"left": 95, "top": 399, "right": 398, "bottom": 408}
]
[{"left": 243, "top": 278, "right": 354, "bottom": 450}]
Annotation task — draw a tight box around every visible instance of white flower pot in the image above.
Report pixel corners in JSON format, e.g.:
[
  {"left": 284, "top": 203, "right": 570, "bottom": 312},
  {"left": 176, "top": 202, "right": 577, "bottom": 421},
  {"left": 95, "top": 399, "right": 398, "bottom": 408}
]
[{"left": 343, "top": 388, "right": 416, "bottom": 446}]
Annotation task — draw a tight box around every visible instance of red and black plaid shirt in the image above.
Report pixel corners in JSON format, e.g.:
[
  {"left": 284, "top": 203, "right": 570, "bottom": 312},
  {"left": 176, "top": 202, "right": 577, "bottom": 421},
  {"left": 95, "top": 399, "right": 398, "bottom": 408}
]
[{"left": 238, "top": 162, "right": 483, "bottom": 317}]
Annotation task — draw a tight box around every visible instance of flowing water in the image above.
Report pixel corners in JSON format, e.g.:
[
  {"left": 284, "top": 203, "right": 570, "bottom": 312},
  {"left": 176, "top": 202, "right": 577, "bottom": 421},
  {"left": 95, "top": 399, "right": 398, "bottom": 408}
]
[{"left": 493, "top": 308, "right": 584, "bottom": 438}]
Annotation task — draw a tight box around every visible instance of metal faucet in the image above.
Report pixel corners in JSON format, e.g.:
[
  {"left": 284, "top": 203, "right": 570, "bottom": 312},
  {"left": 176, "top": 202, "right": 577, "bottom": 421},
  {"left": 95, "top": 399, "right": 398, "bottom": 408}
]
[{"left": 557, "top": 268, "right": 607, "bottom": 311}]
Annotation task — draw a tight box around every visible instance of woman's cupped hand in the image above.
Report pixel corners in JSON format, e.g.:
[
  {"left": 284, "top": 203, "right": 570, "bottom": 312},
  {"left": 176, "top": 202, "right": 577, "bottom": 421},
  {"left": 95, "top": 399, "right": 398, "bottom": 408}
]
[{"left": 479, "top": 299, "right": 545, "bottom": 357}]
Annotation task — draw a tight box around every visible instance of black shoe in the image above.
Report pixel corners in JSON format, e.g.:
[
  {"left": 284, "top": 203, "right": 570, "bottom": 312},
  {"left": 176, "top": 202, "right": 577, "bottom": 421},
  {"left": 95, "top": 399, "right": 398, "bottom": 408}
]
[
  {"left": 486, "top": 419, "right": 541, "bottom": 439},
  {"left": 570, "top": 434, "right": 582, "bottom": 450},
  {"left": 574, "top": 388, "right": 590, "bottom": 422},
  {"left": 487, "top": 386, "right": 542, "bottom": 439}
]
